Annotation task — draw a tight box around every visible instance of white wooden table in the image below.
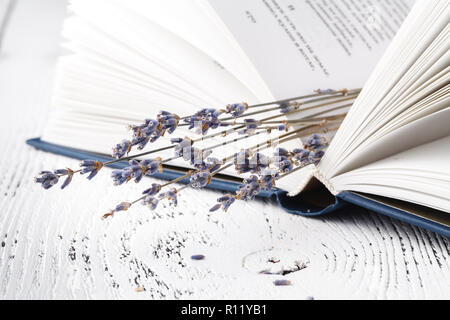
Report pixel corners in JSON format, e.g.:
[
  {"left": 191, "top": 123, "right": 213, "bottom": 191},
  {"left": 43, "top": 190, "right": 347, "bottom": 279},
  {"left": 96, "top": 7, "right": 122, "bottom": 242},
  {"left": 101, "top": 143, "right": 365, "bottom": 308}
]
[{"left": 0, "top": 0, "right": 448, "bottom": 300}]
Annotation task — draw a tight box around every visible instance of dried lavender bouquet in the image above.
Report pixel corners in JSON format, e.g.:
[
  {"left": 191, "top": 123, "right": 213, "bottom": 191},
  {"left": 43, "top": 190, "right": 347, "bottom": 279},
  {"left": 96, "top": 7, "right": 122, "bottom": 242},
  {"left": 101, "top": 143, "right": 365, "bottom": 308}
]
[{"left": 35, "top": 89, "right": 360, "bottom": 218}]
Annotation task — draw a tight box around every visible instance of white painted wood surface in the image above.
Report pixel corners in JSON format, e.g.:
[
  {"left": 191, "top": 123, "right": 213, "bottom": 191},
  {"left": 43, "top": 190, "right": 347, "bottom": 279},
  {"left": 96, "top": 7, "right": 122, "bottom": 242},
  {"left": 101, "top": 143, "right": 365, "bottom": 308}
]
[{"left": 0, "top": 0, "right": 449, "bottom": 300}]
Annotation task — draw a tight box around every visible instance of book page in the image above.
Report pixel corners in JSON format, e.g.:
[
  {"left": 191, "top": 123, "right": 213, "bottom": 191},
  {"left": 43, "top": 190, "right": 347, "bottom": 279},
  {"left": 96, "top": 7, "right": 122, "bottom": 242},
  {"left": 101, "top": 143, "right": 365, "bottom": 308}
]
[{"left": 208, "top": 0, "right": 416, "bottom": 99}]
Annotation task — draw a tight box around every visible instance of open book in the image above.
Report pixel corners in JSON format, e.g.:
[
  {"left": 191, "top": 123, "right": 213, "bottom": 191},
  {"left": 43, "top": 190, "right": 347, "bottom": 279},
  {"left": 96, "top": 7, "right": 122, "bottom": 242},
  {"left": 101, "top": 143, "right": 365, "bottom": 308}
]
[{"left": 27, "top": 0, "right": 450, "bottom": 236}]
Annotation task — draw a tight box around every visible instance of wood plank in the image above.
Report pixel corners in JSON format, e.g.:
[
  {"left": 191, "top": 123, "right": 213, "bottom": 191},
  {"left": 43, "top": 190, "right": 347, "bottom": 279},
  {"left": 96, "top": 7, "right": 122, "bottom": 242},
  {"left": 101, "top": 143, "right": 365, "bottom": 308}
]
[{"left": 0, "top": 0, "right": 448, "bottom": 299}]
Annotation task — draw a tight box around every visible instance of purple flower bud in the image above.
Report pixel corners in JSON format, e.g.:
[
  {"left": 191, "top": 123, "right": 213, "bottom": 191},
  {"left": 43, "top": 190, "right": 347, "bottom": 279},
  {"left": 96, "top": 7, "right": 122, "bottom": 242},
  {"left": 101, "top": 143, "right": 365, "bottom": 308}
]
[
  {"left": 190, "top": 171, "right": 212, "bottom": 189},
  {"left": 143, "top": 196, "right": 159, "bottom": 210},
  {"left": 35, "top": 171, "right": 59, "bottom": 190},
  {"left": 211, "top": 194, "right": 235, "bottom": 212},
  {"left": 112, "top": 140, "right": 132, "bottom": 159},
  {"left": 158, "top": 188, "right": 178, "bottom": 206},
  {"left": 225, "top": 102, "right": 248, "bottom": 118},
  {"left": 279, "top": 103, "right": 291, "bottom": 114},
  {"left": 304, "top": 134, "right": 327, "bottom": 150},
  {"left": 80, "top": 160, "right": 103, "bottom": 180},
  {"left": 142, "top": 184, "right": 161, "bottom": 196}
]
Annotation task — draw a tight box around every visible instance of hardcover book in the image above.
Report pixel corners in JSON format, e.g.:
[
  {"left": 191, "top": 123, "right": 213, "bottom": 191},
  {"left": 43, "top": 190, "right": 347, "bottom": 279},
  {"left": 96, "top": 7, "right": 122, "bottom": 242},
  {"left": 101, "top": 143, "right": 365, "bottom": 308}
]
[{"left": 28, "top": 0, "right": 450, "bottom": 237}]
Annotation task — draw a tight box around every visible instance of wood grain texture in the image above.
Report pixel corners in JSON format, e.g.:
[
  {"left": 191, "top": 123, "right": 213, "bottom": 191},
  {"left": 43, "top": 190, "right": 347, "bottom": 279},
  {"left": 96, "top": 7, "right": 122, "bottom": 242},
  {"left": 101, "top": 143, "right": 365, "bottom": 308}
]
[{"left": 0, "top": 0, "right": 448, "bottom": 300}]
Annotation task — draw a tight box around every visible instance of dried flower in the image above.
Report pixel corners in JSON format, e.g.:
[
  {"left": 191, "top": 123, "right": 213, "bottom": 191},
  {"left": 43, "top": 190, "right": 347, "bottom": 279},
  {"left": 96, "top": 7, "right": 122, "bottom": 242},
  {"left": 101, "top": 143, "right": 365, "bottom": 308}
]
[
  {"left": 236, "top": 175, "right": 261, "bottom": 201},
  {"left": 35, "top": 171, "right": 59, "bottom": 189},
  {"left": 195, "top": 157, "right": 222, "bottom": 173},
  {"left": 158, "top": 111, "right": 180, "bottom": 134},
  {"left": 190, "top": 171, "right": 212, "bottom": 189},
  {"left": 234, "top": 149, "right": 252, "bottom": 174},
  {"left": 54, "top": 168, "right": 74, "bottom": 189},
  {"left": 111, "top": 159, "right": 162, "bottom": 185},
  {"left": 183, "top": 108, "right": 223, "bottom": 134},
  {"left": 158, "top": 188, "right": 178, "bottom": 206},
  {"left": 34, "top": 88, "right": 357, "bottom": 219},
  {"left": 279, "top": 103, "right": 291, "bottom": 114},
  {"left": 142, "top": 183, "right": 162, "bottom": 196},
  {"left": 225, "top": 102, "right": 248, "bottom": 118},
  {"left": 274, "top": 279, "right": 292, "bottom": 286},
  {"left": 304, "top": 134, "right": 327, "bottom": 150},
  {"left": 102, "top": 201, "right": 131, "bottom": 219},
  {"left": 260, "top": 168, "right": 279, "bottom": 190},
  {"left": 112, "top": 140, "right": 132, "bottom": 159},
  {"left": 239, "top": 119, "right": 260, "bottom": 135},
  {"left": 190, "top": 254, "right": 205, "bottom": 260},
  {"left": 249, "top": 152, "right": 270, "bottom": 173},
  {"left": 292, "top": 148, "right": 311, "bottom": 165},
  {"left": 210, "top": 194, "right": 235, "bottom": 212},
  {"left": 80, "top": 160, "right": 103, "bottom": 180},
  {"left": 142, "top": 196, "right": 159, "bottom": 210}
]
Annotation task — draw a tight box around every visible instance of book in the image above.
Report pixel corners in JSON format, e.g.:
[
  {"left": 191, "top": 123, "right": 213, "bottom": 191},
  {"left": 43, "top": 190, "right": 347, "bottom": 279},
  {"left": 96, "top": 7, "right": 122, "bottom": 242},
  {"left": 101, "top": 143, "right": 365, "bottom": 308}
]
[{"left": 28, "top": 0, "right": 450, "bottom": 236}]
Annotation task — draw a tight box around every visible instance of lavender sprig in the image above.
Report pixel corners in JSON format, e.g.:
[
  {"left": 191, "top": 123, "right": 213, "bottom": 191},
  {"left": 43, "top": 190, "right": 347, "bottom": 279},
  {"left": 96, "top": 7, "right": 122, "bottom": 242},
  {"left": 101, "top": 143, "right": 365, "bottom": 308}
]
[{"left": 35, "top": 89, "right": 359, "bottom": 217}]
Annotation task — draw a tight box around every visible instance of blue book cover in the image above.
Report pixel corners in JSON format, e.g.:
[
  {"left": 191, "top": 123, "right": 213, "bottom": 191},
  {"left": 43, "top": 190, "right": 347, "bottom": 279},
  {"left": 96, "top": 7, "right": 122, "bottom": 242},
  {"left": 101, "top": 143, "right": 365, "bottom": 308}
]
[{"left": 27, "top": 138, "right": 450, "bottom": 237}]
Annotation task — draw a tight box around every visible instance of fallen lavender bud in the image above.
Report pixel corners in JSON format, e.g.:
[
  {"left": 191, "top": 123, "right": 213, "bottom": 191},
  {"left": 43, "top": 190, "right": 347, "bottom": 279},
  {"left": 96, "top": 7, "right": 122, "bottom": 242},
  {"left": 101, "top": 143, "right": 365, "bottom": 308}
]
[
  {"left": 274, "top": 279, "right": 292, "bottom": 286},
  {"left": 190, "top": 254, "right": 205, "bottom": 260}
]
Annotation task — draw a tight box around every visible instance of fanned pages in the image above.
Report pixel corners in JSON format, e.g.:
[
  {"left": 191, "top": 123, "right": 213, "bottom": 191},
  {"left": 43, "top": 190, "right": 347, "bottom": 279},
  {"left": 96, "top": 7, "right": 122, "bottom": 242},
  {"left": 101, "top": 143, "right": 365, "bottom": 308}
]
[
  {"left": 285, "top": 0, "right": 449, "bottom": 213},
  {"left": 36, "top": 0, "right": 449, "bottom": 222}
]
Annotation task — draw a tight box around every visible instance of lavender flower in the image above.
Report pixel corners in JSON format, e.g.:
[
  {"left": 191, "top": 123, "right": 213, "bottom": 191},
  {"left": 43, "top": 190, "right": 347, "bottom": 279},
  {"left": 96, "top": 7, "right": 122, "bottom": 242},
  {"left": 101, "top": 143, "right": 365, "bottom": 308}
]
[
  {"left": 314, "top": 89, "right": 334, "bottom": 94},
  {"left": 112, "top": 140, "right": 132, "bottom": 159},
  {"left": 54, "top": 168, "right": 74, "bottom": 189},
  {"left": 173, "top": 138, "right": 193, "bottom": 157},
  {"left": 195, "top": 157, "right": 222, "bottom": 172},
  {"left": 304, "top": 134, "right": 327, "bottom": 150},
  {"left": 190, "top": 171, "right": 212, "bottom": 189},
  {"left": 210, "top": 194, "right": 235, "bottom": 212},
  {"left": 129, "top": 119, "right": 158, "bottom": 138},
  {"left": 234, "top": 150, "right": 252, "bottom": 174},
  {"left": 274, "top": 155, "right": 294, "bottom": 173},
  {"left": 248, "top": 152, "right": 270, "bottom": 173},
  {"left": 158, "top": 188, "right": 178, "bottom": 206},
  {"left": 183, "top": 108, "right": 223, "bottom": 135},
  {"left": 260, "top": 168, "right": 280, "bottom": 190},
  {"left": 236, "top": 175, "right": 261, "bottom": 201},
  {"left": 309, "top": 150, "right": 325, "bottom": 165},
  {"left": 80, "top": 160, "right": 103, "bottom": 180},
  {"left": 239, "top": 119, "right": 260, "bottom": 135},
  {"left": 158, "top": 111, "right": 180, "bottom": 134},
  {"left": 102, "top": 201, "right": 132, "bottom": 219},
  {"left": 173, "top": 139, "right": 212, "bottom": 165},
  {"left": 142, "top": 183, "right": 162, "bottom": 196},
  {"left": 279, "top": 103, "right": 291, "bottom": 114},
  {"left": 292, "top": 148, "right": 311, "bottom": 165},
  {"left": 142, "top": 196, "right": 159, "bottom": 210},
  {"left": 225, "top": 102, "right": 248, "bottom": 118},
  {"left": 125, "top": 112, "right": 179, "bottom": 152},
  {"left": 111, "top": 159, "right": 162, "bottom": 185},
  {"left": 35, "top": 171, "right": 59, "bottom": 189}
]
